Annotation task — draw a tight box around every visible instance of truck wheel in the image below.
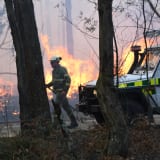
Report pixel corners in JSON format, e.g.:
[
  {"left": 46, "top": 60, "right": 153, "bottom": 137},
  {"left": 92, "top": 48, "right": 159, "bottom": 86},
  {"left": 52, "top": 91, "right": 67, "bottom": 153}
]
[
  {"left": 125, "top": 100, "right": 145, "bottom": 125},
  {"left": 93, "top": 112, "right": 105, "bottom": 125}
]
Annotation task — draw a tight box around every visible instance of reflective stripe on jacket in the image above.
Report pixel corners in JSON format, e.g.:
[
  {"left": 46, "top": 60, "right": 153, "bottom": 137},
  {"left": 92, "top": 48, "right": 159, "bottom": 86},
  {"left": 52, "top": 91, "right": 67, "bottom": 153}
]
[{"left": 52, "top": 65, "right": 71, "bottom": 93}]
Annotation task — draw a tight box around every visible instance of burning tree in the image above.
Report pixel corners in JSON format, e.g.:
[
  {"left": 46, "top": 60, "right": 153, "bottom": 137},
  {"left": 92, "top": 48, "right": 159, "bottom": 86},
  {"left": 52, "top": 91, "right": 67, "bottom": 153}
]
[{"left": 4, "top": 0, "right": 51, "bottom": 135}]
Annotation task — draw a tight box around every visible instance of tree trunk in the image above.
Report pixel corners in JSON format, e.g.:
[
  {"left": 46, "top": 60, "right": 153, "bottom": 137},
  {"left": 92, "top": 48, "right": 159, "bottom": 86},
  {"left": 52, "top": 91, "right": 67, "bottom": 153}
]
[
  {"left": 97, "top": 0, "right": 128, "bottom": 156},
  {"left": 4, "top": 0, "right": 51, "bottom": 136}
]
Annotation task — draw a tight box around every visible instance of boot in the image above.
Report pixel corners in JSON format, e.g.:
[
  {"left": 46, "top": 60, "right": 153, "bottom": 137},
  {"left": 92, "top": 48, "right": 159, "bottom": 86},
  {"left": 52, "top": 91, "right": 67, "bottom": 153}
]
[{"left": 67, "top": 114, "right": 78, "bottom": 129}]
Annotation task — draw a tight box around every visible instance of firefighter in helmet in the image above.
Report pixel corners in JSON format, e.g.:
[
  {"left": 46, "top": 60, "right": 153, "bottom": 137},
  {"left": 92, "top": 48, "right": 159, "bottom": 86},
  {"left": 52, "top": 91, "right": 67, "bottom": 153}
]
[{"left": 46, "top": 56, "right": 78, "bottom": 129}]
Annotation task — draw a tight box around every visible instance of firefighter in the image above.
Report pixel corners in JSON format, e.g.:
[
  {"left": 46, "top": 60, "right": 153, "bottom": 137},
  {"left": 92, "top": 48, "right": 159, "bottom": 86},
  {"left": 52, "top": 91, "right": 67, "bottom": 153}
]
[{"left": 46, "top": 56, "right": 78, "bottom": 129}]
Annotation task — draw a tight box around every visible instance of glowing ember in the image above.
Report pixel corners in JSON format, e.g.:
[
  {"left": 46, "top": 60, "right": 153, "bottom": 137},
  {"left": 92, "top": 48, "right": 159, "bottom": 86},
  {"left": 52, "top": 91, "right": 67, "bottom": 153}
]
[
  {"left": 40, "top": 34, "right": 98, "bottom": 98},
  {"left": 12, "top": 110, "right": 20, "bottom": 116}
]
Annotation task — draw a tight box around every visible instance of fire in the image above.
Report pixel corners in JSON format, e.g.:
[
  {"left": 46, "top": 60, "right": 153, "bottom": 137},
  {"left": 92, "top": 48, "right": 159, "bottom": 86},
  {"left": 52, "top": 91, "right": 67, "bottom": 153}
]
[
  {"left": 0, "top": 79, "right": 12, "bottom": 111},
  {"left": 40, "top": 34, "right": 98, "bottom": 98},
  {"left": 121, "top": 38, "right": 159, "bottom": 74},
  {"left": 0, "top": 79, "right": 12, "bottom": 96},
  {"left": 119, "top": 45, "right": 134, "bottom": 74}
]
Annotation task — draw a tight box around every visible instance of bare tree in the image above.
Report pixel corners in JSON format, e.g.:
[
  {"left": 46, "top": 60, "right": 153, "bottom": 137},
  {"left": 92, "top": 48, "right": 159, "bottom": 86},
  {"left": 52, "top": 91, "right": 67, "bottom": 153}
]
[
  {"left": 4, "top": 0, "right": 51, "bottom": 136},
  {"left": 147, "top": 0, "right": 160, "bottom": 18},
  {"left": 97, "top": 0, "right": 128, "bottom": 156}
]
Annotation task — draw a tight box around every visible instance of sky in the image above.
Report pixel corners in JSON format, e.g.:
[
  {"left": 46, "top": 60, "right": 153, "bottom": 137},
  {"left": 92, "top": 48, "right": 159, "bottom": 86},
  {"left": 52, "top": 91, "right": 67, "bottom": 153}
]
[{"left": 0, "top": 0, "right": 160, "bottom": 95}]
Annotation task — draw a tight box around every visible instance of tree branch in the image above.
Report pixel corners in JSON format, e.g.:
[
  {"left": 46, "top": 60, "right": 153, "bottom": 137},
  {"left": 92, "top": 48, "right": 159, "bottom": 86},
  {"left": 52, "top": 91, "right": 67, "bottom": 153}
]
[{"left": 147, "top": 0, "right": 160, "bottom": 18}]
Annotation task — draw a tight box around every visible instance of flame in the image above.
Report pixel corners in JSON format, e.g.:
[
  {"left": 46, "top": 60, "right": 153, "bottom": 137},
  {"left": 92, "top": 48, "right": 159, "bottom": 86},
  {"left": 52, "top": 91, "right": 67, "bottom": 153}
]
[
  {"left": 119, "top": 45, "right": 133, "bottom": 74},
  {"left": 40, "top": 34, "right": 98, "bottom": 98},
  {"left": 0, "top": 79, "right": 12, "bottom": 111},
  {"left": 0, "top": 79, "right": 12, "bottom": 96},
  {"left": 121, "top": 38, "right": 159, "bottom": 74},
  {"left": 12, "top": 110, "right": 20, "bottom": 115}
]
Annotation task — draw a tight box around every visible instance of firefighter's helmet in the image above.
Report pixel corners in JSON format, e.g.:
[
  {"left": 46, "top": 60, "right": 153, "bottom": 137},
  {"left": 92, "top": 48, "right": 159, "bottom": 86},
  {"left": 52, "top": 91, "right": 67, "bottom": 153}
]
[{"left": 50, "top": 56, "right": 62, "bottom": 62}]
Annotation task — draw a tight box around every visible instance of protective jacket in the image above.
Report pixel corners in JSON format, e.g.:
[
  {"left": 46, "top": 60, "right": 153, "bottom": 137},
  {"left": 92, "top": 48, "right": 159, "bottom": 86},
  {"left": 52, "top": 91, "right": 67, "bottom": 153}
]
[{"left": 52, "top": 65, "right": 71, "bottom": 93}]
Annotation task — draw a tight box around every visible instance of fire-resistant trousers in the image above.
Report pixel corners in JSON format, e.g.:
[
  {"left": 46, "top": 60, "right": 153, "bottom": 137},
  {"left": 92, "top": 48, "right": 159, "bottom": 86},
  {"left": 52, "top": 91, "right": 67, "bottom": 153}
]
[{"left": 54, "top": 92, "right": 76, "bottom": 123}]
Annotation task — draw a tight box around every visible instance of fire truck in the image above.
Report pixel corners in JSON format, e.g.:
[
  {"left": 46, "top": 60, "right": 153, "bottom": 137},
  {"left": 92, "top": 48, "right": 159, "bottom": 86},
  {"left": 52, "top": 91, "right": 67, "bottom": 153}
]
[{"left": 77, "top": 45, "right": 160, "bottom": 124}]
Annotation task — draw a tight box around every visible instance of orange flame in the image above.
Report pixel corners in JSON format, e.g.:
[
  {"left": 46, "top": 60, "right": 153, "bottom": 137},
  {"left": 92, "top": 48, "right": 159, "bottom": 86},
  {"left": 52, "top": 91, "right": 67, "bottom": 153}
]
[
  {"left": 40, "top": 34, "right": 98, "bottom": 98},
  {"left": 121, "top": 38, "right": 159, "bottom": 74},
  {"left": 0, "top": 79, "right": 12, "bottom": 96},
  {"left": 0, "top": 79, "right": 12, "bottom": 111}
]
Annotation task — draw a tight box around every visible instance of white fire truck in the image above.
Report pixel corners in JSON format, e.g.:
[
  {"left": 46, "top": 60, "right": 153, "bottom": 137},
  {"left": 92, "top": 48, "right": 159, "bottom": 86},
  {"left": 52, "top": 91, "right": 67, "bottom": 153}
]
[{"left": 77, "top": 45, "right": 160, "bottom": 124}]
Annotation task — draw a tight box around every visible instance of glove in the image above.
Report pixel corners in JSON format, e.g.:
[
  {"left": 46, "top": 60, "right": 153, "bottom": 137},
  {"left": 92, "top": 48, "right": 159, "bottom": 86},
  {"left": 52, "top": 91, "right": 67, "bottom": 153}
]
[{"left": 45, "top": 83, "right": 51, "bottom": 88}]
